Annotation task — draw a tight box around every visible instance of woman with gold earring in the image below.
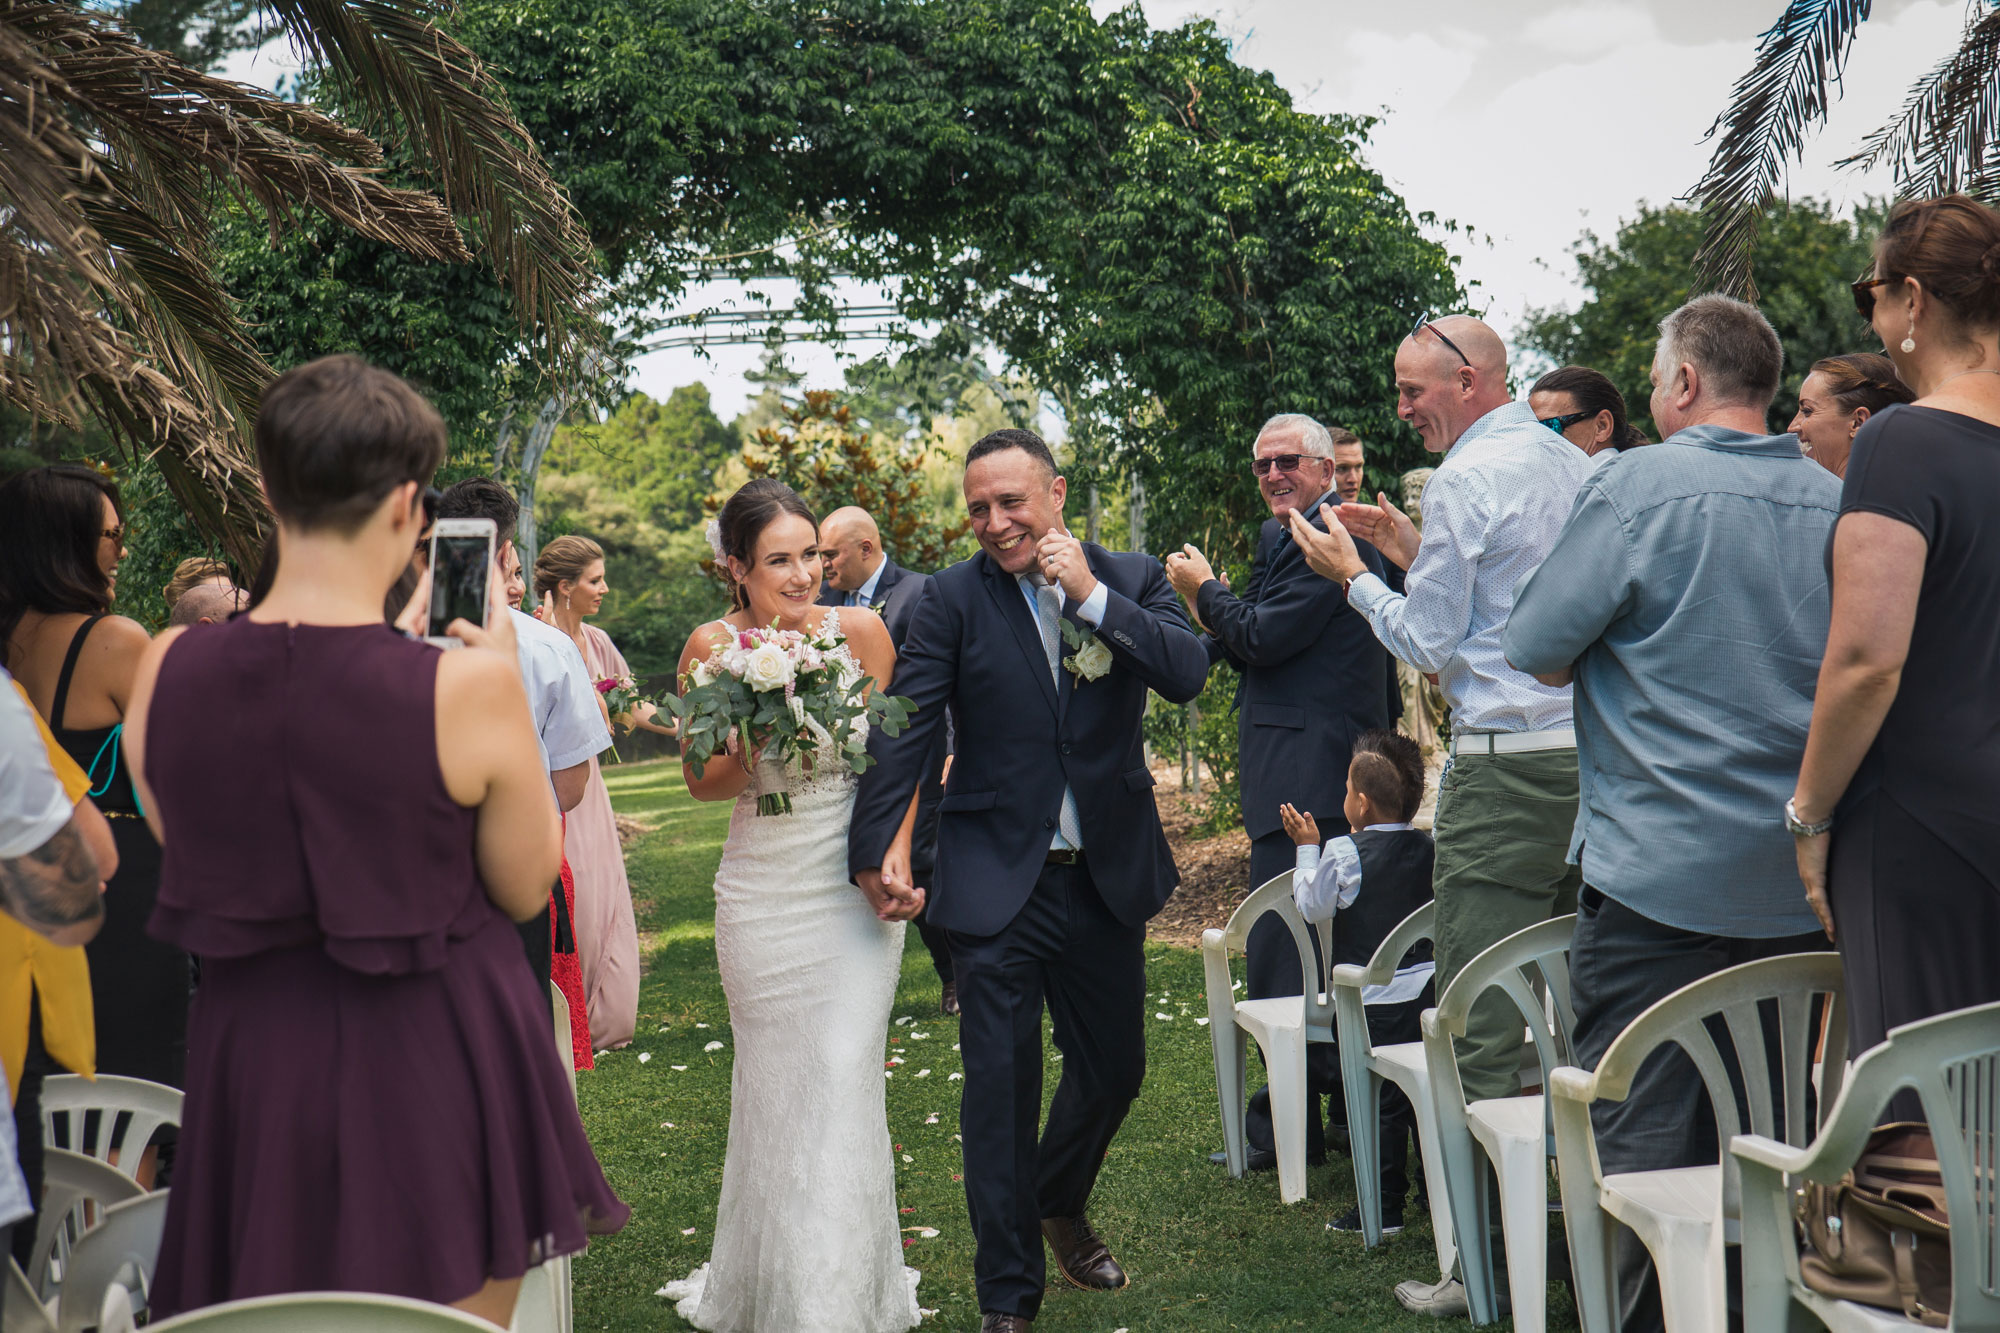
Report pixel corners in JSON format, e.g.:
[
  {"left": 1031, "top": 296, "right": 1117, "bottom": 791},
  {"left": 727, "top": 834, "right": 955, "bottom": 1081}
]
[{"left": 1792, "top": 195, "right": 2000, "bottom": 1094}]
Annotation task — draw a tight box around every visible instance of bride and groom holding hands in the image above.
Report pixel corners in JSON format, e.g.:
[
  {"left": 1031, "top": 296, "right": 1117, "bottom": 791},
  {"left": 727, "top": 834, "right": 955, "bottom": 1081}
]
[{"left": 664, "top": 428, "right": 1210, "bottom": 1332}]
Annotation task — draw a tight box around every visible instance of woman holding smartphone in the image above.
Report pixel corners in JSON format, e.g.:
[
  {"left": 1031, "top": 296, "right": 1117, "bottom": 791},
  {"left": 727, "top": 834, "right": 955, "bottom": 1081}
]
[{"left": 123, "top": 355, "right": 627, "bottom": 1325}]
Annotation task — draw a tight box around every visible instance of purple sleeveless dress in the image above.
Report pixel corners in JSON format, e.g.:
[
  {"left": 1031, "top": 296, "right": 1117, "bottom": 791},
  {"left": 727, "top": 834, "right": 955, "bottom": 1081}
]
[{"left": 142, "top": 619, "right": 628, "bottom": 1316}]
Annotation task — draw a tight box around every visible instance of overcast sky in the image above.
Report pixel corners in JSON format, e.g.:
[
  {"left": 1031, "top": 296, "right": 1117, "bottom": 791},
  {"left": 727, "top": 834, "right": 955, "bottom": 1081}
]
[
  {"left": 222, "top": 0, "right": 1970, "bottom": 420},
  {"left": 623, "top": 0, "right": 1967, "bottom": 420}
]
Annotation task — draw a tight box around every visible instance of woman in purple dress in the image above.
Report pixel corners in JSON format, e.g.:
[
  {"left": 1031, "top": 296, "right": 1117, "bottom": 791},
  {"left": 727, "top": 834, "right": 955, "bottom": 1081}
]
[{"left": 123, "top": 356, "right": 628, "bottom": 1326}]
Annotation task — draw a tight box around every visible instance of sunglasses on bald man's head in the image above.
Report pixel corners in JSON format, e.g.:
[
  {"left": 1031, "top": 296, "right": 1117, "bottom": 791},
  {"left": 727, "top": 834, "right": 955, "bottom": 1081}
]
[{"left": 1412, "top": 311, "right": 1472, "bottom": 368}]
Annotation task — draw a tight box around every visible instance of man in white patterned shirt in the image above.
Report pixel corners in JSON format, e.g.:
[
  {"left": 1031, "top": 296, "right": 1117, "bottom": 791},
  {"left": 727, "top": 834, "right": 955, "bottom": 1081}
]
[{"left": 1288, "top": 316, "right": 1592, "bottom": 1315}]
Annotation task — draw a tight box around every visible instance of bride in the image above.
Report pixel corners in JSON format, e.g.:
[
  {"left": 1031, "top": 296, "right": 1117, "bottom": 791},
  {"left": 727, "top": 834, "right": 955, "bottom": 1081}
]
[{"left": 663, "top": 478, "right": 927, "bottom": 1333}]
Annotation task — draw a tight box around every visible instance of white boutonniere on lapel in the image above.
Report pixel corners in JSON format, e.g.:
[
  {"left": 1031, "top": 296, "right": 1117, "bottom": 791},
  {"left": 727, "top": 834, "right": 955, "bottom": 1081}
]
[
  {"left": 869, "top": 598, "right": 889, "bottom": 616},
  {"left": 1057, "top": 618, "right": 1113, "bottom": 683}
]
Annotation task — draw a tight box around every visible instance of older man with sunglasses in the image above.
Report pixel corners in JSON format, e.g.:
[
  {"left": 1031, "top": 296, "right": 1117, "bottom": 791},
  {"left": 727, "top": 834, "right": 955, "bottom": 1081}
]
[
  {"left": 1166, "top": 415, "right": 1394, "bottom": 1181},
  {"left": 1287, "top": 314, "right": 1593, "bottom": 1318}
]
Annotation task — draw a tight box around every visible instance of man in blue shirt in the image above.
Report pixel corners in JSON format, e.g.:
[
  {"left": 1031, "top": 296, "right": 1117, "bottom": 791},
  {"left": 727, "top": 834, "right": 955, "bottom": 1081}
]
[{"left": 1504, "top": 294, "right": 1837, "bottom": 1333}]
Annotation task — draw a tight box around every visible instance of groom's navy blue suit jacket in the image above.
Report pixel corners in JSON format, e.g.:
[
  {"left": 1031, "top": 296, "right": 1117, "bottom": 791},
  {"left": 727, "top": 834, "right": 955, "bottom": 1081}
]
[{"left": 849, "top": 543, "right": 1209, "bottom": 936}]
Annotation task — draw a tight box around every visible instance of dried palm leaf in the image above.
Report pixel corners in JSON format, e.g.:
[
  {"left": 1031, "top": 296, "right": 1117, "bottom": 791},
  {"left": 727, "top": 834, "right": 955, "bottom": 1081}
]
[
  {"left": 1691, "top": 0, "right": 1873, "bottom": 300},
  {"left": 263, "top": 0, "right": 600, "bottom": 368}
]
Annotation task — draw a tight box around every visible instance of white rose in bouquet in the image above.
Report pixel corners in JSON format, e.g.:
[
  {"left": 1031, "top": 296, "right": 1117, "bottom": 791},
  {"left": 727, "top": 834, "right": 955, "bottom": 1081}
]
[
  {"left": 743, "top": 641, "right": 795, "bottom": 691},
  {"left": 689, "top": 658, "right": 716, "bottom": 688}
]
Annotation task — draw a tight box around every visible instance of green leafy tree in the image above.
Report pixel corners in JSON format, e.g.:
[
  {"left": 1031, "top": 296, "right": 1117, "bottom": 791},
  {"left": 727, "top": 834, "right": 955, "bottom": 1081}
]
[
  {"left": 737, "top": 391, "right": 971, "bottom": 573},
  {"left": 1520, "top": 198, "right": 1882, "bottom": 437},
  {"left": 545, "top": 385, "right": 736, "bottom": 530}
]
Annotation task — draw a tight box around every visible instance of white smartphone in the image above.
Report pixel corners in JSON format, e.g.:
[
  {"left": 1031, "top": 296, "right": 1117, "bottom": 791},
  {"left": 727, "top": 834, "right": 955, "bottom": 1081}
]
[{"left": 425, "top": 517, "right": 497, "bottom": 648}]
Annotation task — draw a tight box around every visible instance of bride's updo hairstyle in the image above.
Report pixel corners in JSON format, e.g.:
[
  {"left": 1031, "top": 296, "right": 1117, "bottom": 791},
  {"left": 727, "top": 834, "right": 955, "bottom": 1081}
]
[
  {"left": 1875, "top": 194, "right": 2000, "bottom": 336},
  {"left": 715, "top": 478, "right": 818, "bottom": 611}
]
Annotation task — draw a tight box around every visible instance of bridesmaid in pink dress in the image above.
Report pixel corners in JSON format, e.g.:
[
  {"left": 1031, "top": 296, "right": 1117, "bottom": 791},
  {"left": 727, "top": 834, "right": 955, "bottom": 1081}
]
[{"left": 534, "top": 537, "right": 674, "bottom": 1051}]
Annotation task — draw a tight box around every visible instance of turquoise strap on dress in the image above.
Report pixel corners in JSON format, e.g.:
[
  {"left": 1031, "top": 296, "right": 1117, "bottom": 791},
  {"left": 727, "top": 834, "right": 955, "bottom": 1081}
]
[{"left": 85, "top": 723, "right": 144, "bottom": 816}]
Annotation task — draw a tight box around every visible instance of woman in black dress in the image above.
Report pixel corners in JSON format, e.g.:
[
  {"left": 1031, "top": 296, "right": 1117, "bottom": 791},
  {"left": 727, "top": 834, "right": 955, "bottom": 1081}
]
[
  {"left": 1792, "top": 194, "right": 2000, "bottom": 1058},
  {"left": 0, "top": 465, "right": 184, "bottom": 1189}
]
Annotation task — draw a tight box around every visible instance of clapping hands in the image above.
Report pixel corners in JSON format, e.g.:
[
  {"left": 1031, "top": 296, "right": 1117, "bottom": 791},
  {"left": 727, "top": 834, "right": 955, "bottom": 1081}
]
[
  {"left": 1335, "top": 491, "right": 1421, "bottom": 571},
  {"left": 1278, "top": 802, "right": 1320, "bottom": 849}
]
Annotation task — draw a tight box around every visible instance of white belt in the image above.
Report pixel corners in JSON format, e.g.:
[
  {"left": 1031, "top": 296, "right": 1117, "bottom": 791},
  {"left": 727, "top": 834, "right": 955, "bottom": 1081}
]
[{"left": 1451, "top": 727, "right": 1575, "bottom": 757}]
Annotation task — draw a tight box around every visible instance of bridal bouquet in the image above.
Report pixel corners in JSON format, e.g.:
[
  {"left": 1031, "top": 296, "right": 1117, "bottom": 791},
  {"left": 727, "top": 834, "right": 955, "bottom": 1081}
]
[{"left": 665, "top": 623, "right": 914, "bottom": 816}]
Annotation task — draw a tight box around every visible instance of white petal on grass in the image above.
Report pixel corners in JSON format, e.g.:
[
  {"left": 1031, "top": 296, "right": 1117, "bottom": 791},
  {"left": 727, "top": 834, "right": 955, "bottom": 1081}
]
[
  {"left": 902, "top": 1154, "right": 914, "bottom": 1163},
  {"left": 637, "top": 1052, "right": 652, "bottom": 1063},
  {"left": 888, "top": 1056, "right": 905, "bottom": 1066},
  {"left": 948, "top": 1072, "right": 963, "bottom": 1081},
  {"left": 895, "top": 1016, "right": 914, "bottom": 1026},
  {"left": 925, "top": 1114, "right": 940, "bottom": 1124},
  {"left": 910, "top": 1031, "right": 930, "bottom": 1039},
  {"left": 918, "top": 1227, "right": 939, "bottom": 1238},
  {"left": 681, "top": 1228, "right": 696, "bottom": 1236},
  {"left": 1155, "top": 1012, "right": 1171, "bottom": 1020},
  {"left": 1195, "top": 1017, "right": 1211, "bottom": 1026},
  {"left": 704, "top": 1041, "right": 724, "bottom": 1052},
  {"left": 696, "top": 1022, "right": 710, "bottom": 1028},
  {"left": 915, "top": 1069, "right": 931, "bottom": 1078},
  {"left": 671, "top": 1065, "right": 688, "bottom": 1071}
]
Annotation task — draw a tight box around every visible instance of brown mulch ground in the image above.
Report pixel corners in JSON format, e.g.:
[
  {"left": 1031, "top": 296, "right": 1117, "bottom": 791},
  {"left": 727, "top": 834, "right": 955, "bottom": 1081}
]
[
  {"left": 1148, "top": 773, "right": 1250, "bottom": 948},
  {"left": 614, "top": 814, "right": 656, "bottom": 849}
]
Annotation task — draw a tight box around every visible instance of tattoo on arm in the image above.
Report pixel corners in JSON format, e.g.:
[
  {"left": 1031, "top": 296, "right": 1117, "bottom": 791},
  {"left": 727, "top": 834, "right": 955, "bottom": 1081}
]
[{"left": 0, "top": 820, "right": 105, "bottom": 938}]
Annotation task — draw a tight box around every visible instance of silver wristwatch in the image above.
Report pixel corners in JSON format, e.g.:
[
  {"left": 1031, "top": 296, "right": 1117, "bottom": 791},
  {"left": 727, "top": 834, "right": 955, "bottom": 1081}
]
[{"left": 1784, "top": 798, "right": 1835, "bottom": 838}]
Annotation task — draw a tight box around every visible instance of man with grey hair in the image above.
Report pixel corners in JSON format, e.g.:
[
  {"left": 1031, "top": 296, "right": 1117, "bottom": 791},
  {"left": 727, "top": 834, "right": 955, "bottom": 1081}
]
[
  {"left": 1505, "top": 294, "right": 1837, "bottom": 1333},
  {"left": 1288, "top": 315, "right": 1592, "bottom": 1318},
  {"left": 1165, "top": 412, "right": 1393, "bottom": 1182}
]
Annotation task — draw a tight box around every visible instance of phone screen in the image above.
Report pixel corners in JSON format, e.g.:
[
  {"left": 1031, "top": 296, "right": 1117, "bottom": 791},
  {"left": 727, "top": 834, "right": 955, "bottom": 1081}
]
[{"left": 429, "top": 535, "right": 491, "bottom": 637}]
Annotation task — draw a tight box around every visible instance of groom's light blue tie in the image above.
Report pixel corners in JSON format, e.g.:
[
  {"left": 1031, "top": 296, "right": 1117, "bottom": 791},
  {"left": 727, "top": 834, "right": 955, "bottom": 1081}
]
[{"left": 1030, "top": 576, "right": 1086, "bottom": 850}]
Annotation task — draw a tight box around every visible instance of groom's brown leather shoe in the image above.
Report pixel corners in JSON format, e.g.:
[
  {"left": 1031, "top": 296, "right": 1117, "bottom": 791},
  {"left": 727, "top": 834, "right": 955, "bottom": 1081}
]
[
  {"left": 978, "top": 1314, "right": 1032, "bottom": 1332},
  {"left": 1041, "top": 1214, "right": 1129, "bottom": 1290}
]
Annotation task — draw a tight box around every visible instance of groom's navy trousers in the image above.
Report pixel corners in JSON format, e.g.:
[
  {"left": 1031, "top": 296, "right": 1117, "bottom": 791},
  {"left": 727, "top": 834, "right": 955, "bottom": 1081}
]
[{"left": 948, "top": 856, "right": 1147, "bottom": 1317}]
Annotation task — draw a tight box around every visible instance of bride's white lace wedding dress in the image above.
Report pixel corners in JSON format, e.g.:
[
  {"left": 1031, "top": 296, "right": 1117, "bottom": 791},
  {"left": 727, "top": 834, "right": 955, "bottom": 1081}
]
[{"left": 664, "top": 610, "right": 921, "bottom": 1333}]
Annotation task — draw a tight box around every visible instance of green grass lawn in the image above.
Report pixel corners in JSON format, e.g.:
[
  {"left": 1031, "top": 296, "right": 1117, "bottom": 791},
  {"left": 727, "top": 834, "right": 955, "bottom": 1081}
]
[{"left": 575, "top": 760, "right": 1571, "bottom": 1331}]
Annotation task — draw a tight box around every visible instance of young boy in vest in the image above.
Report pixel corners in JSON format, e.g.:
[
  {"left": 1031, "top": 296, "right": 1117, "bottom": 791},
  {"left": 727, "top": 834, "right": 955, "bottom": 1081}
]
[{"left": 1279, "top": 729, "right": 1435, "bottom": 1234}]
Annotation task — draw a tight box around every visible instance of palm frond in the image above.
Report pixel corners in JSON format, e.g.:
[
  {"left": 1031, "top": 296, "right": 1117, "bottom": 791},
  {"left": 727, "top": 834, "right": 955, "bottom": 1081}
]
[
  {"left": 1840, "top": 6, "right": 2000, "bottom": 197},
  {"left": 262, "top": 0, "right": 601, "bottom": 370},
  {"left": 1691, "top": 0, "right": 1872, "bottom": 299}
]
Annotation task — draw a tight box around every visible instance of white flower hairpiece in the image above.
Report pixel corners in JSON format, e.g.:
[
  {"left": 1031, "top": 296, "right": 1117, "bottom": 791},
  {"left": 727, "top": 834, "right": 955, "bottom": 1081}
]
[{"left": 705, "top": 518, "right": 726, "bottom": 564}]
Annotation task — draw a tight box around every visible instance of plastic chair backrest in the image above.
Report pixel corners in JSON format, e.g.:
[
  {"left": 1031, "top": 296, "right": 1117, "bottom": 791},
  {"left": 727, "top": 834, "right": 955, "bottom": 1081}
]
[
  {"left": 1213, "top": 872, "right": 1331, "bottom": 1028},
  {"left": 39, "top": 1076, "right": 182, "bottom": 1183},
  {"left": 54, "top": 1191, "right": 167, "bottom": 1333},
  {"left": 1329, "top": 901, "right": 1435, "bottom": 1061},
  {"left": 5, "top": 1258, "right": 55, "bottom": 1333},
  {"left": 1431, "top": 914, "right": 1578, "bottom": 1105},
  {"left": 145, "top": 1292, "right": 501, "bottom": 1331},
  {"left": 27, "top": 1150, "right": 146, "bottom": 1297},
  {"left": 1565, "top": 952, "right": 1846, "bottom": 1213},
  {"left": 1808, "top": 1000, "right": 2000, "bottom": 1321}
]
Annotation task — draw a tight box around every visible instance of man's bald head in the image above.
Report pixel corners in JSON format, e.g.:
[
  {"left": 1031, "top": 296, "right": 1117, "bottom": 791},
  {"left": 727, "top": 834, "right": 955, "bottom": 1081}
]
[
  {"left": 1394, "top": 315, "right": 1515, "bottom": 453},
  {"left": 818, "top": 505, "right": 886, "bottom": 594},
  {"left": 168, "top": 578, "right": 245, "bottom": 628}
]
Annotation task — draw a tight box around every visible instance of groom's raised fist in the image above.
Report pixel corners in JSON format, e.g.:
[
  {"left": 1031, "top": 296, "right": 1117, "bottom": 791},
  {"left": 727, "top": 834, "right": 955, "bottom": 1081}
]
[{"left": 1037, "top": 527, "right": 1098, "bottom": 603}]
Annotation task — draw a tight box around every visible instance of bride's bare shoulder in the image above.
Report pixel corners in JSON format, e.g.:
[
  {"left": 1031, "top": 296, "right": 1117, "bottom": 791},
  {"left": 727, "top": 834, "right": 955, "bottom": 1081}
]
[{"left": 679, "top": 619, "right": 738, "bottom": 671}]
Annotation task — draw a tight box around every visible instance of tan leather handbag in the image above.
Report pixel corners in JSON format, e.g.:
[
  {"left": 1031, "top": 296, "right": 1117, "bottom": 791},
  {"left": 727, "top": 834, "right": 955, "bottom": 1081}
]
[{"left": 1793, "top": 1122, "right": 1952, "bottom": 1326}]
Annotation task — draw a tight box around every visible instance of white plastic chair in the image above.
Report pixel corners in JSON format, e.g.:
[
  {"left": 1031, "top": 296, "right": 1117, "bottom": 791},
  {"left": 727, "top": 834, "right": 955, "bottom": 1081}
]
[
  {"left": 53, "top": 1191, "right": 167, "bottom": 1333},
  {"left": 1421, "top": 914, "right": 1578, "bottom": 1333},
  {"left": 26, "top": 1150, "right": 145, "bottom": 1300},
  {"left": 141, "top": 1292, "right": 501, "bottom": 1330},
  {"left": 39, "top": 1076, "right": 182, "bottom": 1185},
  {"left": 5, "top": 1259, "right": 56, "bottom": 1333},
  {"left": 1734, "top": 998, "right": 2000, "bottom": 1333},
  {"left": 1551, "top": 952, "right": 1847, "bottom": 1333},
  {"left": 1201, "top": 870, "right": 1329, "bottom": 1203},
  {"left": 1330, "top": 901, "right": 1457, "bottom": 1275}
]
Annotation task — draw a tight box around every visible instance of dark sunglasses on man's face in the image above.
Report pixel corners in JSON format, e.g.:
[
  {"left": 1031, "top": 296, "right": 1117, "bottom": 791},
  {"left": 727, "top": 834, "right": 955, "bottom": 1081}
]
[
  {"left": 1412, "top": 311, "right": 1472, "bottom": 368},
  {"left": 1252, "top": 453, "right": 1323, "bottom": 477},
  {"left": 1852, "top": 271, "right": 1901, "bottom": 321},
  {"left": 1539, "top": 411, "right": 1595, "bottom": 436}
]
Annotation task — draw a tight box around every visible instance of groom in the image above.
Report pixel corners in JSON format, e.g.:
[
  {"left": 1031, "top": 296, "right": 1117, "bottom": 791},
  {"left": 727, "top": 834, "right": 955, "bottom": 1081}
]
[{"left": 852, "top": 429, "right": 1208, "bottom": 1332}]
